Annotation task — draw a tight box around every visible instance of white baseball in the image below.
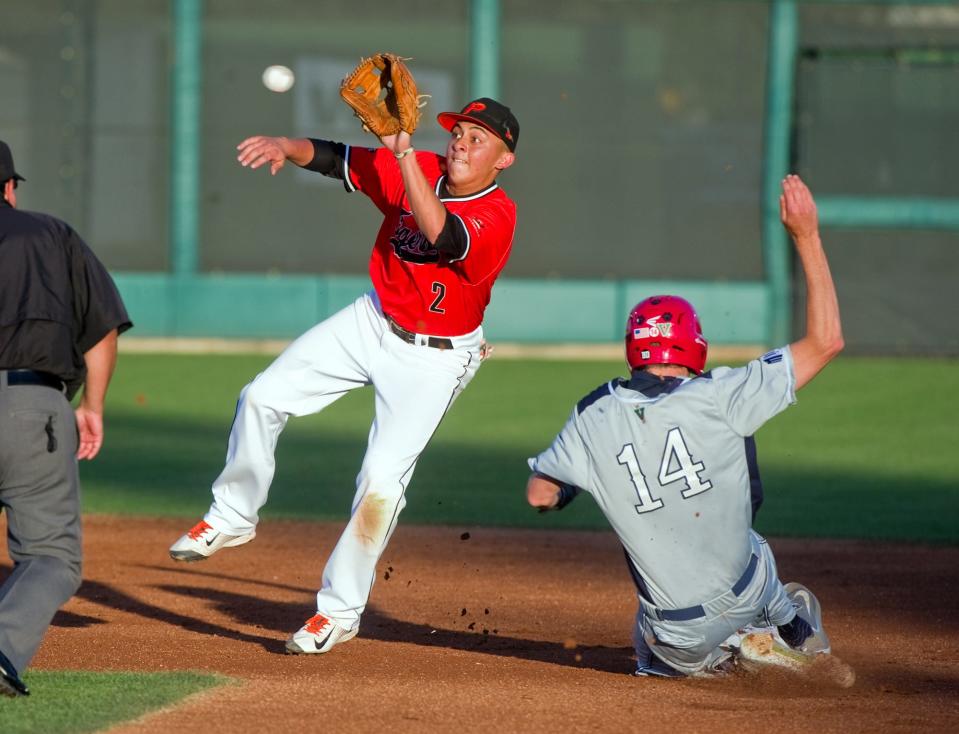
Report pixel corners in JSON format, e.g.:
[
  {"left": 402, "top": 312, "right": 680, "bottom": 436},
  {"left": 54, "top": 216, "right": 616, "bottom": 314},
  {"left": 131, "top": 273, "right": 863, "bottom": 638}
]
[{"left": 262, "top": 65, "right": 295, "bottom": 93}]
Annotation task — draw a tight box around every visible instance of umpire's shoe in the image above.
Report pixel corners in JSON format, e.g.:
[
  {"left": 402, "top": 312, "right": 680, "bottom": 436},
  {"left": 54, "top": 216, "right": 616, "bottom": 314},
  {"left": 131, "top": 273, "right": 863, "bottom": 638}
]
[
  {"left": 779, "top": 582, "right": 831, "bottom": 654},
  {"left": 0, "top": 649, "right": 29, "bottom": 698},
  {"left": 169, "top": 520, "right": 255, "bottom": 562},
  {"left": 285, "top": 613, "right": 358, "bottom": 654}
]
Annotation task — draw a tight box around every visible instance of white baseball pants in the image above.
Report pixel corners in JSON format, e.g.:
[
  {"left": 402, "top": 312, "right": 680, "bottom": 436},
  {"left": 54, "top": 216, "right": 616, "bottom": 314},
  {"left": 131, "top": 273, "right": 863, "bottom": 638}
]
[{"left": 204, "top": 290, "right": 483, "bottom": 629}]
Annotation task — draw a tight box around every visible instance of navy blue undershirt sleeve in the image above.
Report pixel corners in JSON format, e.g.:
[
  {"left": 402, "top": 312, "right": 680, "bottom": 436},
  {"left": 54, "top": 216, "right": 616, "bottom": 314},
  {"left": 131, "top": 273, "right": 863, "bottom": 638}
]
[
  {"left": 432, "top": 211, "right": 468, "bottom": 259},
  {"left": 302, "top": 139, "right": 347, "bottom": 178}
]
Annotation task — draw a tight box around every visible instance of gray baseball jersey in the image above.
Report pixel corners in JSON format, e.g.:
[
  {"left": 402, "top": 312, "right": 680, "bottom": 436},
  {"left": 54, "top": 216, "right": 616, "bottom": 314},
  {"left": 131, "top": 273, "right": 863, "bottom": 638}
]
[{"left": 529, "top": 347, "right": 796, "bottom": 612}]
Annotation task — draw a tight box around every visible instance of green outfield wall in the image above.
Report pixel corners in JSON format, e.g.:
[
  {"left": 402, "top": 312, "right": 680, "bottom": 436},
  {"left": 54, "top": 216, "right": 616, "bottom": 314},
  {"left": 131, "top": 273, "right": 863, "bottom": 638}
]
[{"left": 114, "top": 274, "right": 768, "bottom": 344}]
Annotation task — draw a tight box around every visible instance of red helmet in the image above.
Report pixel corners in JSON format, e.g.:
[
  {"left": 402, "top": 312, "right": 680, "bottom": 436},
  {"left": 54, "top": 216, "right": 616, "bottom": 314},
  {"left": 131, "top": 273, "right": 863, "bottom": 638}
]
[{"left": 625, "top": 295, "right": 708, "bottom": 375}]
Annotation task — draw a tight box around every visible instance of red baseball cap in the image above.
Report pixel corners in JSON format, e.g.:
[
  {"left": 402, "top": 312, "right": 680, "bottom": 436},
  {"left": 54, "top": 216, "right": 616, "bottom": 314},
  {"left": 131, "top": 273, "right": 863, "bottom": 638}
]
[{"left": 437, "top": 98, "right": 519, "bottom": 152}]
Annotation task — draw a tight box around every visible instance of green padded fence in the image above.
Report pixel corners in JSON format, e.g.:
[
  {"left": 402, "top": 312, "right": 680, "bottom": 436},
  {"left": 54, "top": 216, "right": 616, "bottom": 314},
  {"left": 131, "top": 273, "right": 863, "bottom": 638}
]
[{"left": 114, "top": 274, "right": 767, "bottom": 344}]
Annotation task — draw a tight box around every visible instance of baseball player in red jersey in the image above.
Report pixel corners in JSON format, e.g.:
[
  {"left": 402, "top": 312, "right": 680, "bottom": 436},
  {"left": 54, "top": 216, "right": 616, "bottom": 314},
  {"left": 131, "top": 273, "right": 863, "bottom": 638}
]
[{"left": 170, "top": 98, "right": 518, "bottom": 654}]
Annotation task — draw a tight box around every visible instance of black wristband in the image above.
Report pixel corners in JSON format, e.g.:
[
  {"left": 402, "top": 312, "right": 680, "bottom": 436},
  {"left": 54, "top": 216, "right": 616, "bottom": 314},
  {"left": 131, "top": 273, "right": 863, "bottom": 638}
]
[{"left": 554, "top": 483, "right": 582, "bottom": 511}]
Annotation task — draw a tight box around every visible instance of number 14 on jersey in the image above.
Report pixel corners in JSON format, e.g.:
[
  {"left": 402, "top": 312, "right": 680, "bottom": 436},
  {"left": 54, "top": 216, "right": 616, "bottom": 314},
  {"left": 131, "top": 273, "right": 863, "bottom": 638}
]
[{"left": 616, "top": 427, "right": 713, "bottom": 514}]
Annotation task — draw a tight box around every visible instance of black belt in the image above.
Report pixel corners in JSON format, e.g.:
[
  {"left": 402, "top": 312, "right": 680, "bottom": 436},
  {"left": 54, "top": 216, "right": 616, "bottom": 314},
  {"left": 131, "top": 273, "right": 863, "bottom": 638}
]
[
  {"left": 386, "top": 316, "right": 453, "bottom": 350},
  {"left": 653, "top": 553, "right": 759, "bottom": 622},
  {"left": 2, "top": 369, "right": 66, "bottom": 392}
]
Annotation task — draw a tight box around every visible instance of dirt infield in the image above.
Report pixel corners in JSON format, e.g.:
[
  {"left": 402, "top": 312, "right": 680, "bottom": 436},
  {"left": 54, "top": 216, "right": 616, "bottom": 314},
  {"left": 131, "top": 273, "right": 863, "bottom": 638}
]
[{"left": 10, "top": 516, "right": 959, "bottom": 733}]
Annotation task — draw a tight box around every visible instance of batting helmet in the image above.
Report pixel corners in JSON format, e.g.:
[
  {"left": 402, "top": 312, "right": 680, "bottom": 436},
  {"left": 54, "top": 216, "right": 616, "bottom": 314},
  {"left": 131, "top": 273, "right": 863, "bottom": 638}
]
[{"left": 625, "top": 295, "right": 708, "bottom": 375}]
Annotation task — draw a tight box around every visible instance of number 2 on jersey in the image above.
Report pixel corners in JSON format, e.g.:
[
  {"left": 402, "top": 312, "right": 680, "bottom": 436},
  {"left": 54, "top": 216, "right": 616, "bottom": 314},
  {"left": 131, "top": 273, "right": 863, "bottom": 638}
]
[
  {"left": 429, "top": 281, "right": 446, "bottom": 313},
  {"left": 617, "top": 427, "right": 712, "bottom": 514}
]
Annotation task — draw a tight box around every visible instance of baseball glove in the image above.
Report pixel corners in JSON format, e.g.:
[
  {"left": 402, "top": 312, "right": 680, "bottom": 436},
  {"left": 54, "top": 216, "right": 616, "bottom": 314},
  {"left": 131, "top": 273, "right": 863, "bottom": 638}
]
[{"left": 339, "top": 53, "right": 423, "bottom": 137}]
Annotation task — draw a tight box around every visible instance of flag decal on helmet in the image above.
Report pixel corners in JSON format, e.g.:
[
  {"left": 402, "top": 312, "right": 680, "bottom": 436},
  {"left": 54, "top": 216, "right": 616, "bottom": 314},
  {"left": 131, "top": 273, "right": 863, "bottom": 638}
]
[{"left": 634, "top": 322, "right": 674, "bottom": 340}]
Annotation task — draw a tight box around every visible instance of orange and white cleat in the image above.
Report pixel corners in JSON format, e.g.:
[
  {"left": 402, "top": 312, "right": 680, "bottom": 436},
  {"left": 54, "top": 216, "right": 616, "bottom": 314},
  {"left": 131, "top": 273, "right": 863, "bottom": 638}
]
[
  {"left": 169, "top": 520, "right": 255, "bottom": 562},
  {"left": 285, "top": 613, "right": 358, "bottom": 654}
]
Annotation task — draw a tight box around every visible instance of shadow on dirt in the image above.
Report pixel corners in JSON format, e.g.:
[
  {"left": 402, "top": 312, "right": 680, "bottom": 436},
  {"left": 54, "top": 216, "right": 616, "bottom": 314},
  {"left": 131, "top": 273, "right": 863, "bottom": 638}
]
[{"left": 63, "top": 573, "right": 634, "bottom": 675}]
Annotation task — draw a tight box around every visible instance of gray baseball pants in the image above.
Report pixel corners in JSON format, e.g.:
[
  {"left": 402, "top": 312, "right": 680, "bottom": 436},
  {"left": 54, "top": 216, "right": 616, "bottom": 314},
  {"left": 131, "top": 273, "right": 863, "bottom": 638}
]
[
  {"left": 0, "top": 379, "right": 82, "bottom": 673},
  {"left": 635, "top": 530, "right": 796, "bottom": 676}
]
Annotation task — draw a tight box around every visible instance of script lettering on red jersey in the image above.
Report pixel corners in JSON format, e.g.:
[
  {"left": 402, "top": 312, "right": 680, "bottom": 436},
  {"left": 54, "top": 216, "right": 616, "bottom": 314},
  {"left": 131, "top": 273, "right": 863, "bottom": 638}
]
[{"left": 390, "top": 213, "right": 439, "bottom": 264}]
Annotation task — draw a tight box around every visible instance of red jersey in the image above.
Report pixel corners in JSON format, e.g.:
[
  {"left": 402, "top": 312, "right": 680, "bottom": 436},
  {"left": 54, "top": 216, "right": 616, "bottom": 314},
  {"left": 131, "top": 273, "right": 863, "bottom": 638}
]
[{"left": 344, "top": 146, "right": 516, "bottom": 336}]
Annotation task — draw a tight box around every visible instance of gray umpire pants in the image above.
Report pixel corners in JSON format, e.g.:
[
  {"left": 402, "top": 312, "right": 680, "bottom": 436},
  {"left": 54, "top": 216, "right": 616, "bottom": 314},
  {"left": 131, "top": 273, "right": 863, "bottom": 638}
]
[{"left": 0, "top": 377, "right": 82, "bottom": 673}]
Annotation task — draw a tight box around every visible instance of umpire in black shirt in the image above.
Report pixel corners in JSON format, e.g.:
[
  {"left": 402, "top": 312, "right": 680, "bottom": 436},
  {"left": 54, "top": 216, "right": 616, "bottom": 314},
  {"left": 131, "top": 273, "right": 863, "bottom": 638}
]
[{"left": 0, "top": 140, "right": 131, "bottom": 697}]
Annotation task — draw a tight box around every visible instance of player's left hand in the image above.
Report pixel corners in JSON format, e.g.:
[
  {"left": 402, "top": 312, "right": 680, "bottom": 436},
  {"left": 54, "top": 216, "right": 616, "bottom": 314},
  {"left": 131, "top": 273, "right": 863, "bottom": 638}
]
[
  {"left": 379, "top": 131, "right": 413, "bottom": 156},
  {"left": 75, "top": 406, "right": 104, "bottom": 460}
]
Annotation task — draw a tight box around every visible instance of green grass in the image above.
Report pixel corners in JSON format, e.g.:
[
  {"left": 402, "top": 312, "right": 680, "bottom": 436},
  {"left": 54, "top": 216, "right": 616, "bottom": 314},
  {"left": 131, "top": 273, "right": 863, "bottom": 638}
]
[
  {"left": 0, "top": 671, "right": 226, "bottom": 734},
  {"left": 81, "top": 354, "right": 959, "bottom": 543}
]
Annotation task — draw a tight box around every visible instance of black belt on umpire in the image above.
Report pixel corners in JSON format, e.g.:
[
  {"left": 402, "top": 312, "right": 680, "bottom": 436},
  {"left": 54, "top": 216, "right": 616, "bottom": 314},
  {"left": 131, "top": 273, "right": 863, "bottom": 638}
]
[
  {"left": 0, "top": 369, "right": 66, "bottom": 393},
  {"left": 385, "top": 315, "right": 453, "bottom": 350},
  {"left": 647, "top": 553, "right": 759, "bottom": 622}
]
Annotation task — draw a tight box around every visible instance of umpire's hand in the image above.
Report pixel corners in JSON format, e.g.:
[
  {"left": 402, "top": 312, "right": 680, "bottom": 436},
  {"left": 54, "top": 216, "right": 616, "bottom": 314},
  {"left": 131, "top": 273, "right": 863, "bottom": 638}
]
[
  {"left": 75, "top": 406, "right": 103, "bottom": 460},
  {"left": 76, "top": 328, "right": 118, "bottom": 460}
]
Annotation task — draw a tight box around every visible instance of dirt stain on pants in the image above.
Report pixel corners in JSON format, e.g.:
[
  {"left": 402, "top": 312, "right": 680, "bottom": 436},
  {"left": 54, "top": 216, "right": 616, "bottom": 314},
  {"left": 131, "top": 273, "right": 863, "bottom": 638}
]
[{"left": 354, "top": 492, "right": 389, "bottom": 547}]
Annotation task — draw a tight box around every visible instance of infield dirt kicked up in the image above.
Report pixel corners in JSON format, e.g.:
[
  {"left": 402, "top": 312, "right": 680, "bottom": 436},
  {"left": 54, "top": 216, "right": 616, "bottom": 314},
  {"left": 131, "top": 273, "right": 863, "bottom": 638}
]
[{"left": 10, "top": 516, "right": 959, "bottom": 733}]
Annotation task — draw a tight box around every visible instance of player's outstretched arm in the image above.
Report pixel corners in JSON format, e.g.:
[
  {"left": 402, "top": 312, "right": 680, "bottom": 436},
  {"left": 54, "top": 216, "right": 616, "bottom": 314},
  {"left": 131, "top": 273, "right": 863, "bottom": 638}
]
[
  {"left": 236, "top": 136, "right": 314, "bottom": 175},
  {"left": 782, "top": 175, "right": 844, "bottom": 390}
]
